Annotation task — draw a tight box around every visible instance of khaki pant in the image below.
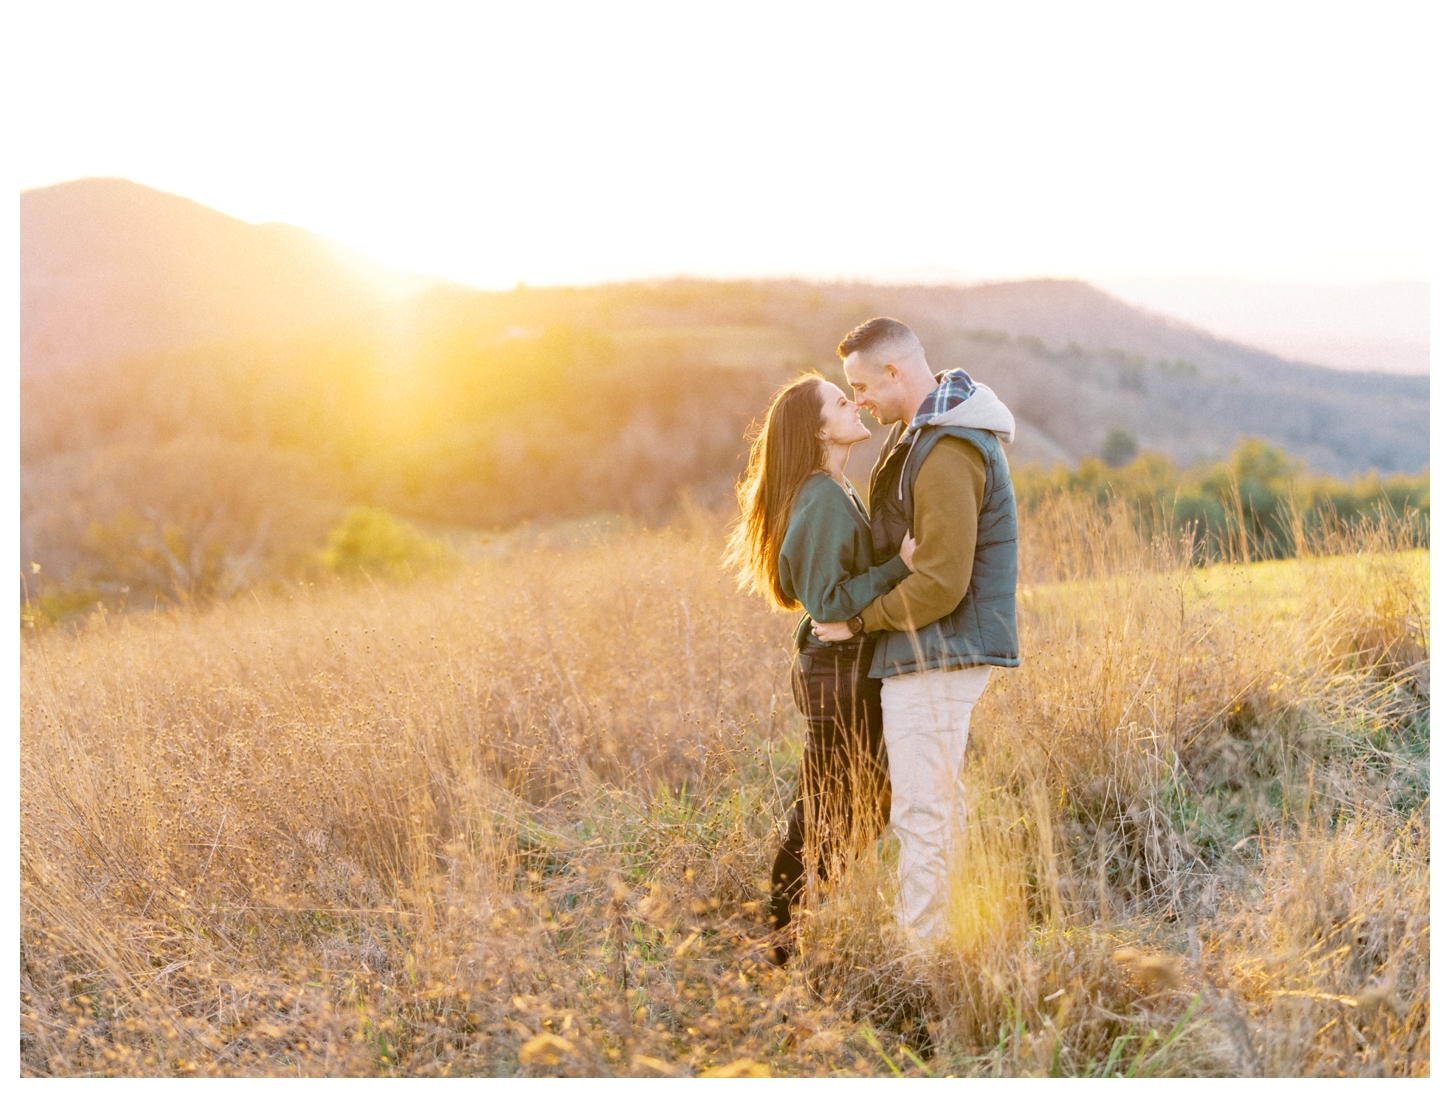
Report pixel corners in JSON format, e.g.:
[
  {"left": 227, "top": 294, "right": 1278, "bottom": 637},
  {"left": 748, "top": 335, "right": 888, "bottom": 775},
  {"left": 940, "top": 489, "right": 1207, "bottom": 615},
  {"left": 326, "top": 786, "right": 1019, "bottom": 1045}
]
[{"left": 880, "top": 664, "right": 993, "bottom": 940}]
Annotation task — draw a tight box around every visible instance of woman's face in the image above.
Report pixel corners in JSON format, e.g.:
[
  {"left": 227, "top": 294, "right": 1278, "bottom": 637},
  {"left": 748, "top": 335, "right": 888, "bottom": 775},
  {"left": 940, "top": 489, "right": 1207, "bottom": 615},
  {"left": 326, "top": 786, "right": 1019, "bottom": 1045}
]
[{"left": 816, "top": 380, "right": 872, "bottom": 447}]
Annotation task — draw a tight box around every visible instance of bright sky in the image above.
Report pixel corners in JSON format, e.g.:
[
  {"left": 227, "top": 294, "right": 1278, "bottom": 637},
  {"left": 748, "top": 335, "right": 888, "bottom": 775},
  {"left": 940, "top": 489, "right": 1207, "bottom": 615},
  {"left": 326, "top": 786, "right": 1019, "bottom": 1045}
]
[{"left": 16, "top": 1, "right": 1436, "bottom": 290}]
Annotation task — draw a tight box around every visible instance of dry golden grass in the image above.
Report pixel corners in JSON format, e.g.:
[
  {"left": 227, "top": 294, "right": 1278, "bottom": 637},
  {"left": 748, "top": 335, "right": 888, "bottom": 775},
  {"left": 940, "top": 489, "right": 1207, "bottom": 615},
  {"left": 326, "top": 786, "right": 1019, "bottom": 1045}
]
[{"left": 20, "top": 499, "right": 1429, "bottom": 1076}]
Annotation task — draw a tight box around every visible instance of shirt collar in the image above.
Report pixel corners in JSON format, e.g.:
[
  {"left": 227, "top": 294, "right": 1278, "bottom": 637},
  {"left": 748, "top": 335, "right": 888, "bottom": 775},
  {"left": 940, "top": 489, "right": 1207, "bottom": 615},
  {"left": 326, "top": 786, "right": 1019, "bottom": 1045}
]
[{"left": 904, "top": 368, "right": 976, "bottom": 435}]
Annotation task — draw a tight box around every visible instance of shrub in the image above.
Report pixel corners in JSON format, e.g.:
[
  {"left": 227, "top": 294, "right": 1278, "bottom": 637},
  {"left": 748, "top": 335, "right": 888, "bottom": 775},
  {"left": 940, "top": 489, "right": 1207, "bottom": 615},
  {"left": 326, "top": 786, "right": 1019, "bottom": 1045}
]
[
  {"left": 19, "top": 580, "right": 102, "bottom": 628},
  {"left": 80, "top": 507, "right": 261, "bottom": 606},
  {"left": 1100, "top": 427, "right": 1139, "bottom": 468},
  {"left": 319, "top": 506, "right": 454, "bottom": 578}
]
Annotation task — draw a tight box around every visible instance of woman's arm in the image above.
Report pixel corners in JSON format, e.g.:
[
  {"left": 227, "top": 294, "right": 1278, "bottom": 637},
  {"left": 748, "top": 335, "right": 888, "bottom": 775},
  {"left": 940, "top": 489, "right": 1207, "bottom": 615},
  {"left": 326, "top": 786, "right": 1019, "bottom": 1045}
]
[
  {"left": 779, "top": 483, "right": 909, "bottom": 625},
  {"left": 812, "top": 531, "right": 915, "bottom": 641}
]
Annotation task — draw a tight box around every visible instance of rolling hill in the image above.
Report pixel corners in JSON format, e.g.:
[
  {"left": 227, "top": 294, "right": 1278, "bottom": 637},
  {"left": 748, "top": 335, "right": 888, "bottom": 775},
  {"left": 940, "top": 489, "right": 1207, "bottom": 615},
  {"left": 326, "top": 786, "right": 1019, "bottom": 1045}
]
[{"left": 20, "top": 178, "right": 1429, "bottom": 591}]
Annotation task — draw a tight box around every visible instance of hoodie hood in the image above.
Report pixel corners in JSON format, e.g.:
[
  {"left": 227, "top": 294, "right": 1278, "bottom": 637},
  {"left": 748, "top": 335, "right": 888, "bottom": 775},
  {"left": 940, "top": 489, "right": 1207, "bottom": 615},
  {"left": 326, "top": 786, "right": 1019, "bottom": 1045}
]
[
  {"left": 926, "top": 381, "right": 1015, "bottom": 444},
  {"left": 889, "top": 376, "right": 1017, "bottom": 502}
]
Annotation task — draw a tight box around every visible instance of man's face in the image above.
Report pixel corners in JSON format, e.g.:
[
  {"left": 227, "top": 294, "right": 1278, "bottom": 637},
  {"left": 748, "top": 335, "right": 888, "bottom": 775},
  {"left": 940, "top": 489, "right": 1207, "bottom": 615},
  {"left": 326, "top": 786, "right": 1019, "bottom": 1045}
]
[{"left": 843, "top": 352, "right": 905, "bottom": 425}]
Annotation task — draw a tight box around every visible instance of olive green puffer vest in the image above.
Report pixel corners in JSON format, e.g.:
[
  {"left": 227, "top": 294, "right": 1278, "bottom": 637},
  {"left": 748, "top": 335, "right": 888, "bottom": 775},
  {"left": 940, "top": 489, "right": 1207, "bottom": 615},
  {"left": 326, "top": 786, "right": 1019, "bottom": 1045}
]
[{"left": 866, "top": 423, "right": 1021, "bottom": 678}]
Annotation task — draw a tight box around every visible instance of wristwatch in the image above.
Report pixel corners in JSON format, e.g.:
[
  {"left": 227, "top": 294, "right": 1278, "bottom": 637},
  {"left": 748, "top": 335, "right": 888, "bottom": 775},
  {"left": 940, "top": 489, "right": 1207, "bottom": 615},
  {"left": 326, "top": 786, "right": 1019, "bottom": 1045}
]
[{"left": 848, "top": 615, "right": 865, "bottom": 636}]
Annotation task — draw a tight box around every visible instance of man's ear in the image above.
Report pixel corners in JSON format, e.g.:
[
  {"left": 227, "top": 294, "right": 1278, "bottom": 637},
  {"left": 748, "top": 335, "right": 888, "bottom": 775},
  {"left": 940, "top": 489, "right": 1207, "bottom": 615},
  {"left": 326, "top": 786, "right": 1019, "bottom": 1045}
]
[{"left": 882, "top": 362, "right": 899, "bottom": 381}]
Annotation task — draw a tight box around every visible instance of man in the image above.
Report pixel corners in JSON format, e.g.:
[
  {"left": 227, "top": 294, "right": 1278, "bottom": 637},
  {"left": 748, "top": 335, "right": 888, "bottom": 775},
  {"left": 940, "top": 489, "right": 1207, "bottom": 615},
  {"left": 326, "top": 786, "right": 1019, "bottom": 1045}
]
[{"left": 812, "top": 317, "right": 1019, "bottom": 942}]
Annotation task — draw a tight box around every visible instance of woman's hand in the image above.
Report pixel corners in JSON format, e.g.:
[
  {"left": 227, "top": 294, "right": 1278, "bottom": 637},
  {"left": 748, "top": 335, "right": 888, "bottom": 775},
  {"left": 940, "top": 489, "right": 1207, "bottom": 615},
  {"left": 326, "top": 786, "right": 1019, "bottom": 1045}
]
[
  {"left": 900, "top": 532, "right": 917, "bottom": 572},
  {"left": 811, "top": 620, "right": 855, "bottom": 643}
]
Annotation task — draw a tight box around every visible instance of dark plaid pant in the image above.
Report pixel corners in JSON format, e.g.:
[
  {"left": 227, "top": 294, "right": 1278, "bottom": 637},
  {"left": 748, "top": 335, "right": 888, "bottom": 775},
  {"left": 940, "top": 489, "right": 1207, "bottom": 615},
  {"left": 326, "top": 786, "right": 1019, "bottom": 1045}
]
[{"left": 768, "top": 634, "right": 890, "bottom": 933}]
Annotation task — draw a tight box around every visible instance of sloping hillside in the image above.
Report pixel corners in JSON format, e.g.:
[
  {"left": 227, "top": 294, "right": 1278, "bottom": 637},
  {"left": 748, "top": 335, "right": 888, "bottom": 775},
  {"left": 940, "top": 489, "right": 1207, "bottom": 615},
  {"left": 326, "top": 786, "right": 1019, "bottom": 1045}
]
[{"left": 20, "top": 179, "right": 1429, "bottom": 591}]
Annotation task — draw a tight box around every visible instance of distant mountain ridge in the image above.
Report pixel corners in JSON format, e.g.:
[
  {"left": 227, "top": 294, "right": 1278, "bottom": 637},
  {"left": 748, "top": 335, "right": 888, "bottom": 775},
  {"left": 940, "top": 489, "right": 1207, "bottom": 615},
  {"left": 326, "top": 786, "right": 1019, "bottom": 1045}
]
[{"left": 21, "top": 177, "right": 437, "bottom": 375}]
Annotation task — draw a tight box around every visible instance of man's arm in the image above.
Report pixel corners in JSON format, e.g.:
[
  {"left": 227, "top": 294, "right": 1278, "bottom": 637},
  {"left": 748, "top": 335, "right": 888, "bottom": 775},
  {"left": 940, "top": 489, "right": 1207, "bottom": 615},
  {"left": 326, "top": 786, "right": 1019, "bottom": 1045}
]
[{"left": 859, "top": 437, "right": 986, "bottom": 635}]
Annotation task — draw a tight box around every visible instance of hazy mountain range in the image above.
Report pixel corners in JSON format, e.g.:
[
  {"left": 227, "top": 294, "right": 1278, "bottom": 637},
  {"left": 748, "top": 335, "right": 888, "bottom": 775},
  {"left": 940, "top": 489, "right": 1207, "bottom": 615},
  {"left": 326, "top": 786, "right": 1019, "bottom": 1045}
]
[
  {"left": 20, "top": 178, "right": 1429, "bottom": 584},
  {"left": 1098, "top": 277, "right": 1430, "bottom": 376}
]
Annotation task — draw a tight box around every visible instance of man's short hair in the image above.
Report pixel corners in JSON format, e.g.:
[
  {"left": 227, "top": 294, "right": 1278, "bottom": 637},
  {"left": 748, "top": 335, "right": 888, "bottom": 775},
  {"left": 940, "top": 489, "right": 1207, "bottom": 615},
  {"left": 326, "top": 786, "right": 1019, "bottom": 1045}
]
[{"left": 836, "top": 317, "right": 919, "bottom": 362}]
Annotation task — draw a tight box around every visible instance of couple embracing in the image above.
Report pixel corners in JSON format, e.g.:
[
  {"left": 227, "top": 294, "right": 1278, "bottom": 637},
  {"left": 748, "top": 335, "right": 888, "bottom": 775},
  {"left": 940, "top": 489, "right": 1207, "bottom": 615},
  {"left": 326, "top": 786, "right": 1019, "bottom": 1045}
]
[{"left": 726, "top": 317, "right": 1020, "bottom": 963}]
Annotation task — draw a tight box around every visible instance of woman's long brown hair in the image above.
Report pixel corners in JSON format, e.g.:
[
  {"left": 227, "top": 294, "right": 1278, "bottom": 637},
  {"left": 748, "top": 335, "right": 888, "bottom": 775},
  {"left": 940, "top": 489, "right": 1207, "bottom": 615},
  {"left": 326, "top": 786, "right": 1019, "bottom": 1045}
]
[{"left": 724, "top": 374, "right": 827, "bottom": 610}]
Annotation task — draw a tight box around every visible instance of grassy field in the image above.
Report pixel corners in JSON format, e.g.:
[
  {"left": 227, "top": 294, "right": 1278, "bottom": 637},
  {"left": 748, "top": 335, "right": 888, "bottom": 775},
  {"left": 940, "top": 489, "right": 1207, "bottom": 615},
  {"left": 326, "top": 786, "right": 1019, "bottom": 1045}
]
[{"left": 19, "top": 498, "right": 1429, "bottom": 1077}]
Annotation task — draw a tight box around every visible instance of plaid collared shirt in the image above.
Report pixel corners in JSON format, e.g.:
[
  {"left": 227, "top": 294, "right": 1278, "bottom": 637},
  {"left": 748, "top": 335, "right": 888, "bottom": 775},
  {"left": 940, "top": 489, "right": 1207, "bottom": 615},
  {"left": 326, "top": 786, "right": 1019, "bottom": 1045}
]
[{"left": 904, "top": 369, "right": 976, "bottom": 436}]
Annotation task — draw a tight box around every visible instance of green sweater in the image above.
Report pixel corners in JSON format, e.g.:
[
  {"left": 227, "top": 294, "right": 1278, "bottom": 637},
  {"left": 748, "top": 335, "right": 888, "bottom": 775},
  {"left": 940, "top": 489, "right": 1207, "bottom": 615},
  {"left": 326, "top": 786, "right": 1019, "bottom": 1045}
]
[{"left": 778, "top": 472, "right": 911, "bottom": 651}]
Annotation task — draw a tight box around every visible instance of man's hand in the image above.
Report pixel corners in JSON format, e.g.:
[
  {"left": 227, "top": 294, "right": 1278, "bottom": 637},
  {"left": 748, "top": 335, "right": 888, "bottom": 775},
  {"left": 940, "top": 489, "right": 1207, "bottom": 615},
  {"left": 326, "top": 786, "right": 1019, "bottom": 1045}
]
[
  {"left": 811, "top": 620, "right": 855, "bottom": 643},
  {"left": 900, "top": 532, "right": 917, "bottom": 572}
]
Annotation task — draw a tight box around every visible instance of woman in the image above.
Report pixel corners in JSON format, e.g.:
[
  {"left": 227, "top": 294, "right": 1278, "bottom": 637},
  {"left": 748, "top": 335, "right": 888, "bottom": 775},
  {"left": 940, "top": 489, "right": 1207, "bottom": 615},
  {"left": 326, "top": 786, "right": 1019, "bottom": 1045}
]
[{"left": 725, "top": 373, "right": 914, "bottom": 964}]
